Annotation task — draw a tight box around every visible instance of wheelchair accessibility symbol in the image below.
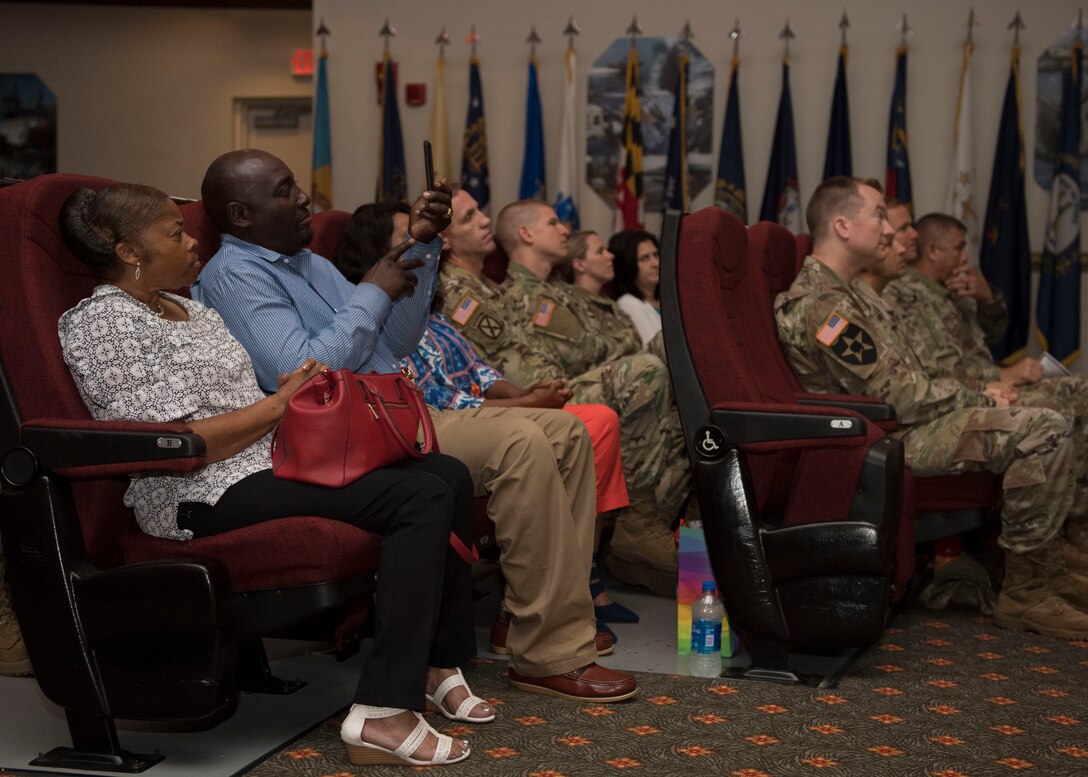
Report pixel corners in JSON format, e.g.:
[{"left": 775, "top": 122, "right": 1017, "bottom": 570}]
[{"left": 695, "top": 426, "right": 727, "bottom": 459}]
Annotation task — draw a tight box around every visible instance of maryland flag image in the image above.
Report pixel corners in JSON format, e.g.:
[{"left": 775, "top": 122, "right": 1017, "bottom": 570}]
[{"left": 614, "top": 44, "right": 644, "bottom": 230}]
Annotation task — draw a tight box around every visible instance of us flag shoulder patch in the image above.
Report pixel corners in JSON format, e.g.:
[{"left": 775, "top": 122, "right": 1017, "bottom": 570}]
[
  {"left": 816, "top": 311, "right": 849, "bottom": 346},
  {"left": 533, "top": 299, "right": 556, "bottom": 328},
  {"left": 451, "top": 296, "right": 480, "bottom": 325}
]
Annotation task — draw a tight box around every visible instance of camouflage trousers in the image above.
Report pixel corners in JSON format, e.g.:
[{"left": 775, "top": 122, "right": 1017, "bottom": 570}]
[
  {"left": 897, "top": 405, "right": 1074, "bottom": 554},
  {"left": 1017, "top": 377, "right": 1088, "bottom": 523},
  {"left": 568, "top": 353, "right": 691, "bottom": 524}
]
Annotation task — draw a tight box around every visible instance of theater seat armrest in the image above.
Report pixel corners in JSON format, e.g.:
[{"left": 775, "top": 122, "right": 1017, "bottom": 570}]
[
  {"left": 20, "top": 417, "right": 206, "bottom": 476},
  {"left": 709, "top": 403, "right": 867, "bottom": 445},
  {"left": 794, "top": 393, "right": 897, "bottom": 423}
]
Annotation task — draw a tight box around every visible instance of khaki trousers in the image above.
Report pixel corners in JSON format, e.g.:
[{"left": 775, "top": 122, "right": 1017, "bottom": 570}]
[{"left": 429, "top": 406, "right": 598, "bottom": 676}]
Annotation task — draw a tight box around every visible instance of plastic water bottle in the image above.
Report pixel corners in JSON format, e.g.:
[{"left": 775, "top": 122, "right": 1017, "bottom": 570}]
[{"left": 690, "top": 580, "right": 724, "bottom": 677}]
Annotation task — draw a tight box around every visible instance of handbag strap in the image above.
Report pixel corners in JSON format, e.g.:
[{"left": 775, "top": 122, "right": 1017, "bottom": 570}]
[
  {"left": 448, "top": 532, "right": 479, "bottom": 565},
  {"left": 358, "top": 375, "right": 431, "bottom": 459}
]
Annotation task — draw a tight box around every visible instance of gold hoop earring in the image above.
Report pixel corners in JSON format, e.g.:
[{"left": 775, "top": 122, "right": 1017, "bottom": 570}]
[{"left": 135, "top": 263, "right": 141, "bottom": 281}]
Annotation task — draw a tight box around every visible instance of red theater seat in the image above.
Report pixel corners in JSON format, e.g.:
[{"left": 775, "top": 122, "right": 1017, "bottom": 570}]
[
  {"left": 660, "top": 207, "right": 903, "bottom": 684},
  {"left": 0, "top": 175, "right": 379, "bottom": 770}
]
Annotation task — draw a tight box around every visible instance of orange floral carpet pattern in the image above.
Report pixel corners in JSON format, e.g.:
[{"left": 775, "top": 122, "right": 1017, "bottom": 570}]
[{"left": 245, "top": 606, "right": 1088, "bottom": 776}]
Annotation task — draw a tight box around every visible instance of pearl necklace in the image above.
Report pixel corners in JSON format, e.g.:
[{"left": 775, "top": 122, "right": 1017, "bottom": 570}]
[{"left": 150, "top": 297, "right": 165, "bottom": 318}]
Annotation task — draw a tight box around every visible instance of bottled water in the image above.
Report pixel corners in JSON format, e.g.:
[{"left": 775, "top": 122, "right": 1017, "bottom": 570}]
[{"left": 689, "top": 580, "right": 723, "bottom": 677}]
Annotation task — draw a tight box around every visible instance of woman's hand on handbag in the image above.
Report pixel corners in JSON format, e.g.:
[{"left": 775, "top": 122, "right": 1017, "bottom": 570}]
[{"left": 274, "top": 358, "right": 326, "bottom": 409}]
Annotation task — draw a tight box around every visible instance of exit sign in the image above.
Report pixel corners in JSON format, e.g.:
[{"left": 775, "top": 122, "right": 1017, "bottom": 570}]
[{"left": 292, "top": 49, "right": 314, "bottom": 77}]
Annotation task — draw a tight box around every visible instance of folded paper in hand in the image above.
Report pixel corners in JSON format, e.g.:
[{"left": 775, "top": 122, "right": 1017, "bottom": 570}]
[{"left": 1040, "top": 352, "right": 1071, "bottom": 378}]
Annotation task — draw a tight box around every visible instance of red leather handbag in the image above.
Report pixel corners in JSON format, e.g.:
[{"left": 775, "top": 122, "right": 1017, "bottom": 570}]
[
  {"left": 271, "top": 368, "right": 437, "bottom": 488},
  {"left": 270, "top": 368, "right": 477, "bottom": 565}
]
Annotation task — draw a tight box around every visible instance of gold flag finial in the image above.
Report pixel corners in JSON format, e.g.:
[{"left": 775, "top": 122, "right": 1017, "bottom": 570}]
[
  {"left": 898, "top": 13, "right": 914, "bottom": 47},
  {"left": 526, "top": 26, "right": 541, "bottom": 58},
  {"left": 563, "top": 16, "right": 580, "bottom": 50},
  {"left": 379, "top": 18, "right": 396, "bottom": 52},
  {"left": 780, "top": 20, "right": 795, "bottom": 60},
  {"left": 1008, "top": 10, "right": 1026, "bottom": 46},
  {"left": 965, "top": 8, "right": 979, "bottom": 44}
]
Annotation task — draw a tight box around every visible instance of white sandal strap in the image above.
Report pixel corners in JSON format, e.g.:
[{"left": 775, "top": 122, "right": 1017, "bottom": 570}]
[
  {"left": 392, "top": 713, "right": 430, "bottom": 761},
  {"left": 351, "top": 704, "right": 405, "bottom": 719},
  {"left": 433, "top": 730, "right": 453, "bottom": 762},
  {"left": 452, "top": 694, "right": 488, "bottom": 720},
  {"left": 429, "top": 667, "right": 465, "bottom": 710}
]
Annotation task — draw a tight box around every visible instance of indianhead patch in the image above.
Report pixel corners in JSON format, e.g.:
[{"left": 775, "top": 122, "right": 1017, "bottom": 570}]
[
  {"left": 815, "top": 312, "right": 877, "bottom": 366},
  {"left": 451, "top": 295, "right": 481, "bottom": 325}
]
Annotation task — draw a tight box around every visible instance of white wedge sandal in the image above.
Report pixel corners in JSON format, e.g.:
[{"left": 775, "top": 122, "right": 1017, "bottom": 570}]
[
  {"left": 340, "top": 704, "right": 471, "bottom": 766},
  {"left": 425, "top": 667, "right": 496, "bottom": 723}
]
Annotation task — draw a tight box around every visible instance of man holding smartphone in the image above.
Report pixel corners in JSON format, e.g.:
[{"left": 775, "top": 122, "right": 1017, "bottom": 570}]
[{"left": 193, "top": 149, "right": 638, "bottom": 704}]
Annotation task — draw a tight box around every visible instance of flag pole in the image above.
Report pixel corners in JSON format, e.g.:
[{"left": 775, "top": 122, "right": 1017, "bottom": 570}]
[
  {"left": 310, "top": 19, "right": 333, "bottom": 211},
  {"left": 430, "top": 27, "right": 451, "bottom": 182}
]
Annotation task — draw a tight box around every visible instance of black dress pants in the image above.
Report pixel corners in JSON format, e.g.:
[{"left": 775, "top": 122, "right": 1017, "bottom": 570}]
[{"left": 177, "top": 453, "right": 476, "bottom": 708}]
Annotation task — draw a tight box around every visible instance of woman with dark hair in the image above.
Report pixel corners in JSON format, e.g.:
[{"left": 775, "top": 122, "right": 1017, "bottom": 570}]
[
  {"left": 609, "top": 229, "right": 662, "bottom": 346},
  {"left": 57, "top": 183, "right": 492, "bottom": 767},
  {"left": 336, "top": 201, "right": 412, "bottom": 284}
]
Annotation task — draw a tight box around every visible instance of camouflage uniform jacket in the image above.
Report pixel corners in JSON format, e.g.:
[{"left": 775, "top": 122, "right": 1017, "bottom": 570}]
[
  {"left": 963, "top": 283, "right": 1009, "bottom": 347},
  {"left": 884, "top": 267, "right": 1000, "bottom": 389},
  {"left": 500, "top": 262, "right": 611, "bottom": 385},
  {"left": 569, "top": 287, "right": 643, "bottom": 364},
  {"left": 439, "top": 263, "right": 532, "bottom": 381},
  {"left": 774, "top": 256, "right": 991, "bottom": 429}
]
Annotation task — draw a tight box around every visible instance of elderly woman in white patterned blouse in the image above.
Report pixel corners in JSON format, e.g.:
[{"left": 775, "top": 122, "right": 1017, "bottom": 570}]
[{"left": 56, "top": 183, "right": 493, "bottom": 768}]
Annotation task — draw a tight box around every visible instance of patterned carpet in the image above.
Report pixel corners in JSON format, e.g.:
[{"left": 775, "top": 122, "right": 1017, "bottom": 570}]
[{"left": 245, "top": 605, "right": 1088, "bottom": 777}]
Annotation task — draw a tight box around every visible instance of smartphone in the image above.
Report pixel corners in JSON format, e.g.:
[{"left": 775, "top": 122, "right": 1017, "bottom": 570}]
[{"left": 423, "top": 139, "right": 434, "bottom": 191}]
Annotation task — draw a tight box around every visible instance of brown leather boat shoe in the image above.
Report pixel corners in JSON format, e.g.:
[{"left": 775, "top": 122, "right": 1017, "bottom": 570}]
[
  {"left": 490, "top": 610, "right": 614, "bottom": 656},
  {"left": 508, "top": 662, "right": 637, "bottom": 702}
]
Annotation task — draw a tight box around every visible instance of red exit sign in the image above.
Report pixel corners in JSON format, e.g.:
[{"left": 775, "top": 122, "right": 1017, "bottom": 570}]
[{"left": 292, "top": 49, "right": 314, "bottom": 77}]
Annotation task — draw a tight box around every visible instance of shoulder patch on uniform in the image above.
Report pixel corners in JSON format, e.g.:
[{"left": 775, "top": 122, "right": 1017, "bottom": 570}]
[
  {"left": 823, "top": 320, "right": 877, "bottom": 366},
  {"left": 473, "top": 312, "right": 505, "bottom": 340},
  {"left": 450, "top": 295, "right": 481, "bottom": 325},
  {"left": 533, "top": 299, "right": 557, "bottom": 328},
  {"left": 816, "top": 311, "right": 850, "bottom": 346}
]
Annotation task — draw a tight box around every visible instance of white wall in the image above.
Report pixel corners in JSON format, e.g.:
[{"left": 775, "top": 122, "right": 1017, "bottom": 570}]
[
  {"left": 1, "top": 1, "right": 1084, "bottom": 369},
  {"left": 315, "top": 0, "right": 1084, "bottom": 370},
  {"left": 0, "top": 2, "right": 311, "bottom": 198}
]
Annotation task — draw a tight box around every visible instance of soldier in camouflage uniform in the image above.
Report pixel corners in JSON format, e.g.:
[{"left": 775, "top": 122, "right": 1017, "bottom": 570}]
[
  {"left": 775, "top": 177, "right": 1088, "bottom": 640},
  {"left": 886, "top": 202, "right": 1009, "bottom": 345},
  {"left": 442, "top": 198, "right": 690, "bottom": 596},
  {"left": 874, "top": 213, "right": 1088, "bottom": 568},
  {"left": 557, "top": 230, "right": 668, "bottom": 366}
]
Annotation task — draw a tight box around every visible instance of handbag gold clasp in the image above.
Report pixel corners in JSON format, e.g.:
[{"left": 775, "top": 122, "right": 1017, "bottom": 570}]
[{"left": 366, "top": 402, "right": 379, "bottom": 419}]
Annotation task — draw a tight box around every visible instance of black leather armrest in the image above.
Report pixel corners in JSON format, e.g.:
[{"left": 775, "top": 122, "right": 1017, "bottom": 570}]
[
  {"left": 711, "top": 406, "right": 866, "bottom": 444},
  {"left": 796, "top": 394, "right": 897, "bottom": 422},
  {"left": 21, "top": 418, "right": 205, "bottom": 470}
]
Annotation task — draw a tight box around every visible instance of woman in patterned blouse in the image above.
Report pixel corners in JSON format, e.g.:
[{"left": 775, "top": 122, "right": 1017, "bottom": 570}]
[{"left": 56, "top": 183, "right": 492, "bottom": 767}]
